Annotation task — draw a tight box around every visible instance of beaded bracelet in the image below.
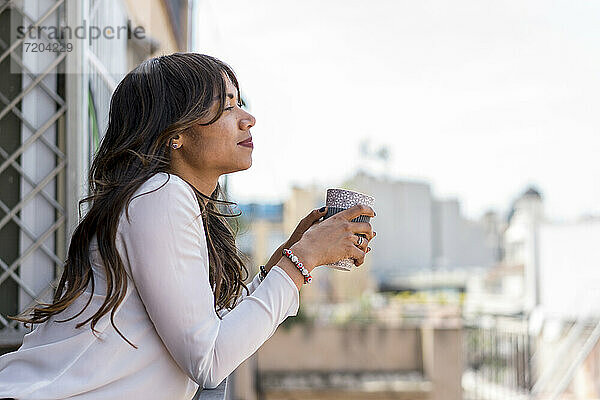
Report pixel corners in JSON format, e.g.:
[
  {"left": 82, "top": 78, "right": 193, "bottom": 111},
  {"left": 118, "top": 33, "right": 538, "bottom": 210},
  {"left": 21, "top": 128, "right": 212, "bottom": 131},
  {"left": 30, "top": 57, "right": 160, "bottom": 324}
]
[
  {"left": 282, "top": 248, "right": 312, "bottom": 284},
  {"left": 259, "top": 265, "right": 268, "bottom": 282}
]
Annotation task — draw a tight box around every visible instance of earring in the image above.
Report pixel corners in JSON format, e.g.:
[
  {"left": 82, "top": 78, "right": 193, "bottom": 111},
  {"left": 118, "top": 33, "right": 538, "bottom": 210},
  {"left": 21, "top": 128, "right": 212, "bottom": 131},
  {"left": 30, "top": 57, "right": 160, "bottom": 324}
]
[{"left": 168, "top": 137, "right": 181, "bottom": 149}]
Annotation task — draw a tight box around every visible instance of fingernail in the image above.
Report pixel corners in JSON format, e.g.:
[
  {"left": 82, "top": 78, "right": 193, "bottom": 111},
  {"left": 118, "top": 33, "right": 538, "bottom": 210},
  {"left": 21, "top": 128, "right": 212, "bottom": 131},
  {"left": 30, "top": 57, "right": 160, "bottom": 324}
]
[{"left": 319, "top": 206, "right": 326, "bottom": 213}]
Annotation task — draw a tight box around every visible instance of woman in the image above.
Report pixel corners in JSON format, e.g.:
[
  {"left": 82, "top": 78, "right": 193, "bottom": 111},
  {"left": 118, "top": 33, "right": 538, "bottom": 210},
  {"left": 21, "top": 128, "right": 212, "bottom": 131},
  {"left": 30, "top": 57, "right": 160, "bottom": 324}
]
[{"left": 0, "top": 53, "right": 375, "bottom": 399}]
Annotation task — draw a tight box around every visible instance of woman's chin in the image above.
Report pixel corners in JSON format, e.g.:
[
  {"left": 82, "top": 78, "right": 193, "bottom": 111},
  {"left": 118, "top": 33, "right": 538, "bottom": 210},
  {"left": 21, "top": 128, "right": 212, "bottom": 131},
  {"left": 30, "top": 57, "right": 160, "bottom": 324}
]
[{"left": 231, "top": 160, "right": 252, "bottom": 173}]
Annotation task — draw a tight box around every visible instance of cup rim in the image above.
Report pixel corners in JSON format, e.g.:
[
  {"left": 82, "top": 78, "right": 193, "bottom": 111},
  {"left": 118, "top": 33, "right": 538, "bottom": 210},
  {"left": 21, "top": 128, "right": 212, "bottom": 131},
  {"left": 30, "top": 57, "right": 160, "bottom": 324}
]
[{"left": 326, "top": 188, "right": 375, "bottom": 202}]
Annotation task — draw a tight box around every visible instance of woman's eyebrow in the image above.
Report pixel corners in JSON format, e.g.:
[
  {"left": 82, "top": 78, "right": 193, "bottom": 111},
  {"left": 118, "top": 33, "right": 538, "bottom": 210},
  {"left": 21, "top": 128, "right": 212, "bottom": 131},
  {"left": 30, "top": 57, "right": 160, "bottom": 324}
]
[{"left": 212, "top": 93, "right": 236, "bottom": 101}]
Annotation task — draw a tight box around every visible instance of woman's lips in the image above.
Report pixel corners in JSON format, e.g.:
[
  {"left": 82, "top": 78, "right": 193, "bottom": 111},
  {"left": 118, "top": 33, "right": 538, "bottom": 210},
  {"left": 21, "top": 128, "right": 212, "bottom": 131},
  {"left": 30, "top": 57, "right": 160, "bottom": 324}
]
[{"left": 238, "top": 141, "right": 253, "bottom": 148}]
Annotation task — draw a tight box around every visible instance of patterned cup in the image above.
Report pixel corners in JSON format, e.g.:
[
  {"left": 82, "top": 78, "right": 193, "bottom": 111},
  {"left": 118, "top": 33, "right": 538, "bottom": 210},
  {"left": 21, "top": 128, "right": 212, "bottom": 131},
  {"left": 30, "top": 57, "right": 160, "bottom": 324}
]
[{"left": 322, "top": 188, "right": 375, "bottom": 271}]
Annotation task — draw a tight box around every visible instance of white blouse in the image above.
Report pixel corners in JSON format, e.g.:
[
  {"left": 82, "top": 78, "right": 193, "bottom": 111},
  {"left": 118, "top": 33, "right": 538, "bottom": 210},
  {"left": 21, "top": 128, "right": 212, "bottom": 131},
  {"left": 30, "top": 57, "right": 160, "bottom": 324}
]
[{"left": 0, "top": 172, "right": 300, "bottom": 399}]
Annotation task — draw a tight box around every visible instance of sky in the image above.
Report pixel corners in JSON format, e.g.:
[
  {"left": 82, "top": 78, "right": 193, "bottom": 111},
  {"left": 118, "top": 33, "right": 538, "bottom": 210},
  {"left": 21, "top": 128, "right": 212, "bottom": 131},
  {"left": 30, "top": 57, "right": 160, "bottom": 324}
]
[{"left": 193, "top": 0, "right": 600, "bottom": 221}]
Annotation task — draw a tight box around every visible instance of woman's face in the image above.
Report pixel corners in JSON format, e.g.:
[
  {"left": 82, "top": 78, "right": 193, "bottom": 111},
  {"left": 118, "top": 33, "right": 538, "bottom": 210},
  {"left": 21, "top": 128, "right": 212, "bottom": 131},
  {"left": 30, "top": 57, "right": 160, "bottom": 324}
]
[{"left": 180, "top": 75, "right": 256, "bottom": 179}]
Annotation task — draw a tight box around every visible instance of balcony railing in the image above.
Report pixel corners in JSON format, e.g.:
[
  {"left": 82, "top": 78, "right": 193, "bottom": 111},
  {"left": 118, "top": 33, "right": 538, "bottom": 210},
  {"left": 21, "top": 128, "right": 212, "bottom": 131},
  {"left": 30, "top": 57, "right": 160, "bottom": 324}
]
[
  {"left": 463, "top": 318, "right": 534, "bottom": 400},
  {"left": 193, "top": 378, "right": 228, "bottom": 400}
]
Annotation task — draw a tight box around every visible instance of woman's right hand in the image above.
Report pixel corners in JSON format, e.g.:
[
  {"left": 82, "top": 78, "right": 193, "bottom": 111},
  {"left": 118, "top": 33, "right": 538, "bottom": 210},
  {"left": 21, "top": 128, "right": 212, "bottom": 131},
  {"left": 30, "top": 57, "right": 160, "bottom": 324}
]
[{"left": 290, "top": 204, "right": 376, "bottom": 271}]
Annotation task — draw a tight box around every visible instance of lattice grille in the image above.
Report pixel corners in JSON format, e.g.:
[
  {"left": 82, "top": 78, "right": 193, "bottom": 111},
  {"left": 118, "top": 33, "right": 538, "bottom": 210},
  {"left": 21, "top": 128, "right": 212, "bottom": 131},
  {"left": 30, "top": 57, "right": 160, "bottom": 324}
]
[{"left": 0, "top": 0, "right": 67, "bottom": 341}]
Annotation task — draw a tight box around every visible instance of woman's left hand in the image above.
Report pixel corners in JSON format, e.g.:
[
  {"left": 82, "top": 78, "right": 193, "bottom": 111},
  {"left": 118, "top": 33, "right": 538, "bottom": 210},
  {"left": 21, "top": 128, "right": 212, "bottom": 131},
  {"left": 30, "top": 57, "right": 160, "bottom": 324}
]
[{"left": 263, "top": 207, "right": 328, "bottom": 272}]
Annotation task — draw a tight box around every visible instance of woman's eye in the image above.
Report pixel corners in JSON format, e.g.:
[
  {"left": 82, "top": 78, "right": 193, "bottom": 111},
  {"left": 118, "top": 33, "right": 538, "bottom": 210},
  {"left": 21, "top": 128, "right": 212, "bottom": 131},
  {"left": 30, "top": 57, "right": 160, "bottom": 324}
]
[{"left": 224, "top": 105, "right": 234, "bottom": 111}]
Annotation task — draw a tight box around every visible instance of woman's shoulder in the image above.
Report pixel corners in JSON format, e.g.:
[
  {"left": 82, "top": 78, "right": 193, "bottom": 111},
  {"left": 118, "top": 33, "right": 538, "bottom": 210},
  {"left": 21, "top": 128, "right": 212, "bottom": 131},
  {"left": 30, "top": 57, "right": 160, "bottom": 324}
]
[
  {"left": 134, "top": 172, "right": 196, "bottom": 202},
  {"left": 120, "top": 172, "right": 201, "bottom": 223}
]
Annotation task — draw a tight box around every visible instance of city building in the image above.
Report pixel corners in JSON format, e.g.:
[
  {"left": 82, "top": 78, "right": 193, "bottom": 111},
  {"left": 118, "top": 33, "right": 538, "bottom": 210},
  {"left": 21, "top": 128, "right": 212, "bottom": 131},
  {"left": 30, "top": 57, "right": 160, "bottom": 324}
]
[
  {"left": 343, "top": 170, "right": 499, "bottom": 287},
  {"left": 463, "top": 186, "right": 600, "bottom": 399}
]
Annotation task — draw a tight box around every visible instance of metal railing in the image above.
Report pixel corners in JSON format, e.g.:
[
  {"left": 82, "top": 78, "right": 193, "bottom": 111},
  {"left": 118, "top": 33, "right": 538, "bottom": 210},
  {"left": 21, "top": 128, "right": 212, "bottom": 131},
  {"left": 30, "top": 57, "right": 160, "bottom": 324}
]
[
  {"left": 193, "top": 379, "right": 228, "bottom": 400},
  {"left": 530, "top": 318, "right": 600, "bottom": 400},
  {"left": 463, "top": 317, "right": 534, "bottom": 400}
]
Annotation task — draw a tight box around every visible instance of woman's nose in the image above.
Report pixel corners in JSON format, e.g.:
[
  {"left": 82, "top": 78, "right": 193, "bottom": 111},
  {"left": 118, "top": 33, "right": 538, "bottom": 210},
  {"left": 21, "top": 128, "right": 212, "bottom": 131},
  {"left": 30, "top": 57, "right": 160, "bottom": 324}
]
[{"left": 240, "top": 111, "right": 256, "bottom": 130}]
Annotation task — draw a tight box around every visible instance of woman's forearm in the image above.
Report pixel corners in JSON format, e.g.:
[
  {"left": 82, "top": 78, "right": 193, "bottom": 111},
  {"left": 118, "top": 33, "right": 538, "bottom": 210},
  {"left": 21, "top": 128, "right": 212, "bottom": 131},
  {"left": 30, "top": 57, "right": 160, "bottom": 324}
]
[
  {"left": 274, "top": 256, "right": 306, "bottom": 291},
  {"left": 267, "top": 242, "right": 317, "bottom": 291}
]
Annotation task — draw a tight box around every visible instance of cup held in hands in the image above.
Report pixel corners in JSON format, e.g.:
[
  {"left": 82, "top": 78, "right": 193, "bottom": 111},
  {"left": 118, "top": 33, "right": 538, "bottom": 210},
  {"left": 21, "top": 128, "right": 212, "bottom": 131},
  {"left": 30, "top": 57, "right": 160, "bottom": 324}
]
[{"left": 323, "top": 188, "right": 375, "bottom": 271}]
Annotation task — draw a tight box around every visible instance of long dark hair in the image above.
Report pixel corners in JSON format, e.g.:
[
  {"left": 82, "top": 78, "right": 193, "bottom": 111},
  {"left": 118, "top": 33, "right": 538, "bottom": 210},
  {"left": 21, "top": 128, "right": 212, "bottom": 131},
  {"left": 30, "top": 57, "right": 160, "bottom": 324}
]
[{"left": 10, "top": 53, "right": 251, "bottom": 348}]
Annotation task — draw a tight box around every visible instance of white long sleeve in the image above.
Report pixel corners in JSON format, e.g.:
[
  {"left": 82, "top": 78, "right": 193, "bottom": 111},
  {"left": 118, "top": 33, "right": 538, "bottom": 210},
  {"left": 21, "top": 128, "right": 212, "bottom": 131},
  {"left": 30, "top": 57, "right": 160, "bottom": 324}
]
[
  {"left": 0, "top": 172, "right": 300, "bottom": 399},
  {"left": 218, "top": 271, "right": 263, "bottom": 318},
  {"left": 120, "top": 173, "right": 299, "bottom": 389}
]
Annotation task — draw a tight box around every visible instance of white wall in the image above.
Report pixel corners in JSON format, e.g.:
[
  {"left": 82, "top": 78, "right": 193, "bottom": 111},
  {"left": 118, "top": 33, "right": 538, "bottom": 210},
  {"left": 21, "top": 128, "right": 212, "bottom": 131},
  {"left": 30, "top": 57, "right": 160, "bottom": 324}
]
[
  {"left": 432, "top": 199, "right": 496, "bottom": 270},
  {"left": 503, "top": 195, "right": 544, "bottom": 312},
  {"left": 432, "top": 199, "right": 460, "bottom": 269},
  {"left": 538, "top": 220, "right": 600, "bottom": 319}
]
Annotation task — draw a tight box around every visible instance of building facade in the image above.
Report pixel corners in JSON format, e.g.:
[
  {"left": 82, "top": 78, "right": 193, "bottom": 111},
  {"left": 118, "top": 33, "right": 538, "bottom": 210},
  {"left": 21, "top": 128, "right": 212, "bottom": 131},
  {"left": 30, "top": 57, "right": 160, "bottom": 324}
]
[{"left": 344, "top": 170, "right": 499, "bottom": 284}]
